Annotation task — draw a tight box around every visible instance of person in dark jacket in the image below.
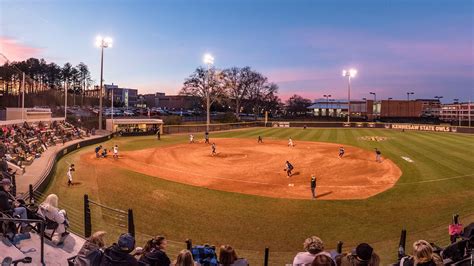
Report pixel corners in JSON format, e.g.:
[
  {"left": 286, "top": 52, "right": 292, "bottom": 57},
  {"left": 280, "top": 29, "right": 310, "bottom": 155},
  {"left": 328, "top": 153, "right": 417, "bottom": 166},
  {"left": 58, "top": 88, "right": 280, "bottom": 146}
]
[
  {"left": 139, "top": 235, "right": 171, "bottom": 266},
  {"left": 75, "top": 231, "right": 106, "bottom": 266},
  {"left": 100, "top": 233, "right": 139, "bottom": 266},
  {"left": 0, "top": 178, "right": 30, "bottom": 232}
]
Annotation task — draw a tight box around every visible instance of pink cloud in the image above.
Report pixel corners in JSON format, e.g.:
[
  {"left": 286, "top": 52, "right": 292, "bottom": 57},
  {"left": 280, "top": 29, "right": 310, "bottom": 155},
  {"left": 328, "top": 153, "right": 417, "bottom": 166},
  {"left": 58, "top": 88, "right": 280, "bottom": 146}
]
[{"left": 0, "top": 37, "right": 42, "bottom": 61}]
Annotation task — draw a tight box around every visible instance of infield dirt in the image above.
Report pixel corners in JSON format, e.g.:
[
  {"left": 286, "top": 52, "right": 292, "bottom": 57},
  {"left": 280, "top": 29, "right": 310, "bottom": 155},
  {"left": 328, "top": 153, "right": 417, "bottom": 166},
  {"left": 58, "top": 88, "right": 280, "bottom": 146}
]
[{"left": 82, "top": 138, "right": 402, "bottom": 200}]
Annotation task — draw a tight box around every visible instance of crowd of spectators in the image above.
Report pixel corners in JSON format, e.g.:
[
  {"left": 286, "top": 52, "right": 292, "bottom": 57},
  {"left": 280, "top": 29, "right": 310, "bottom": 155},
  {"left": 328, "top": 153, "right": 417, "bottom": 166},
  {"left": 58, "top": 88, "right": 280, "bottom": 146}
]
[
  {"left": 73, "top": 232, "right": 250, "bottom": 266},
  {"left": 0, "top": 120, "right": 87, "bottom": 169}
]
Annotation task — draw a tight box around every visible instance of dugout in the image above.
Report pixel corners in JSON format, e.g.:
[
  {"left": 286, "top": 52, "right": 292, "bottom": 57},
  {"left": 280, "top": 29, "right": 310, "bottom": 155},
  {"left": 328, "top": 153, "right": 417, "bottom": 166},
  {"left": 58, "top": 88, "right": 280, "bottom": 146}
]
[{"left": 106, "top": 118, "right": 163, "bottom": 136}]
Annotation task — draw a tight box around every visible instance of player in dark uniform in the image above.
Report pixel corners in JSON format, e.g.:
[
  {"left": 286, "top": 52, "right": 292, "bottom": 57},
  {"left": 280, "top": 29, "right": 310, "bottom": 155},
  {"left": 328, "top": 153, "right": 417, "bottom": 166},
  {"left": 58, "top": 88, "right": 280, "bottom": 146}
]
[
  {"left": 211, "top": 143, "right": 217, "bottom": 156},
  {"left": 205, "top": 132, "right": 210, "bottom": 144},
  {"left": 95, "top": 145, "right": 102, "bottom": 158},
  {"left": 258, "top": 136, "right": 263, "bottom": 143},
  {"left": 338, "top": 147, "right": 345, "bottom": 158},
  {"left": 375, "top": 148, "right": 382, "bottom": 162},
  {"left": 285, "top": 161, "right": 294, "bottom": 177},
  {"left": 310, "top": 174, "right": 317, "bottom": 199}
]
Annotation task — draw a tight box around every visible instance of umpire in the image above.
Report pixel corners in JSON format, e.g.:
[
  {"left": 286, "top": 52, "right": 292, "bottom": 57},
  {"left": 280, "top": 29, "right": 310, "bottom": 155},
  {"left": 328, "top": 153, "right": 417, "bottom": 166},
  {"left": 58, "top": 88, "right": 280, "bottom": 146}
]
[{"left": 311, "top": 174, "right": 317, "bottom": 199}]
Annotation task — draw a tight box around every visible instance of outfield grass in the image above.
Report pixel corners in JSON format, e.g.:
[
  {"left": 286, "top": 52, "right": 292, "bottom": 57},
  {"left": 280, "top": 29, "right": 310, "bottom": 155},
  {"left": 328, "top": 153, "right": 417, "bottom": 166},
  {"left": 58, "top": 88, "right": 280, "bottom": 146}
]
[{"left": 43, "top": 128, "right": 474, "bottom": 265}]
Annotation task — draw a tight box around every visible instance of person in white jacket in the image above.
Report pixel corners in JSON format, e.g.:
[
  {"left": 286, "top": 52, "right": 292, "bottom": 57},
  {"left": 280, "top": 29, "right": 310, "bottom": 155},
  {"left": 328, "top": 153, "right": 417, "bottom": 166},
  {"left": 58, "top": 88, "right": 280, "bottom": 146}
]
[{"left": 37, "top": 194, "right": 69, "bottom": 245}]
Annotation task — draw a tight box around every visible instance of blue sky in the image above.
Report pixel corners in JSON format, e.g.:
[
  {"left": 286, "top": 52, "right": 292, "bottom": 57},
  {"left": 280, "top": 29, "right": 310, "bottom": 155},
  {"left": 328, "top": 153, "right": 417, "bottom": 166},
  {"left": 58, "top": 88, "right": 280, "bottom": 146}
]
[{"left": 0, "top": 0, "right": 473, "bottom": 102}]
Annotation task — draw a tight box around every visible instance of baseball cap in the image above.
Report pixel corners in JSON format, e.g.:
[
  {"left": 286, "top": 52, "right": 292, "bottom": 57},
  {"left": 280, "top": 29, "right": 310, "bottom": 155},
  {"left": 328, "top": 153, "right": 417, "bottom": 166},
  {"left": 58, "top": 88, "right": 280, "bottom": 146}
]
[
  {"left": 118, "top": 233, "right": 135, "bottom": 252},
  {"left": 355, "top": 243, "right": 373, "bottom": 261},
  {"left": 1, "top": 178, "right": 11, "bottom": 186}
]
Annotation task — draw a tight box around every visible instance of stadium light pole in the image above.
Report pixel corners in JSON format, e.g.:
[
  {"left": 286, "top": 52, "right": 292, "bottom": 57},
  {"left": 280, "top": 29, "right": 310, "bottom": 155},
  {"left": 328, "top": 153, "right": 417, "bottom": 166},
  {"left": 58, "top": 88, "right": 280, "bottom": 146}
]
[
  {"left": 454, "top": 98, "right": 461, "bottom": 126},
  {"left": 203, "top": 53, "right": 214, "bottom": 134},
  {"left": 370, "top": 92, "right": 376, "bottom": 118},
  {"left": 406, "top": 92, "right": 414, "bottom": 117},
  {"left": 342, "top": 69, "right": 357, "bottom": 123},
  {"left": 387, "top": 97, "right": 393, "bottom": 118},
  {"left": 95, "top": 36, "right": 113, "bottom": 130},
  {"left": 434, "top": 96, "right": 443, "bottom": 120}
]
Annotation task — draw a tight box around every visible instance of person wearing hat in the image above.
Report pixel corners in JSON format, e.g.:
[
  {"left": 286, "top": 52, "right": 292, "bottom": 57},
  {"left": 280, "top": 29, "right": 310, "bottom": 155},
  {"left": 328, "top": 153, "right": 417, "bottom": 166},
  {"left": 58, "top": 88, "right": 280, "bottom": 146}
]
[
  {"left": 340, "top": 243, "right": 380, "bottom": 266},
  {"left": 293, "top": 236, "right": 333, "bottom": 265},
  {"left": 0, "top": 178, "right": 30, "bottom": 233},
  {"left": 101, "top": 233, "right": 139, "bottom": 266}
]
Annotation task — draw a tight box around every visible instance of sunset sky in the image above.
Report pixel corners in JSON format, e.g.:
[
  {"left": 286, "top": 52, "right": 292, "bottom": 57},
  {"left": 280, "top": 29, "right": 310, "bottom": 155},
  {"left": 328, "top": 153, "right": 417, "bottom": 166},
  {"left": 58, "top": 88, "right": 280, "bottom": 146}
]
[{"left": 1, "top": 0, "right": 472, "bottom": 102}]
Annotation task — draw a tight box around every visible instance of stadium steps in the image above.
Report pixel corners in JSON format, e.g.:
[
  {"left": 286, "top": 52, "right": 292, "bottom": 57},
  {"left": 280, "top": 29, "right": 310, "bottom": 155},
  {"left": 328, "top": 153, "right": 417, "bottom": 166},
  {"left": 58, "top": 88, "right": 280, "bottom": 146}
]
[{"left": 1, "top": 231, "right": 85, "bottom": 265}]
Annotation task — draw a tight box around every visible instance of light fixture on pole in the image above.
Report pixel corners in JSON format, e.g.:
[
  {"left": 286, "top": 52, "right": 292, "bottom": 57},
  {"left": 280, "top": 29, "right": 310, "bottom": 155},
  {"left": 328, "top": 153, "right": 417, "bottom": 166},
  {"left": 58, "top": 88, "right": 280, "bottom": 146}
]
[
  {"left": 342, "top": 68, "right": 357, "bottom": 123},
  {"left": 203, "top": 53, "right": 214, "bottom": 134},
  {"left": 434, "top": 96, "right": 443, "bottom": 120},
  {"left": 95, "top": 35, "right": 113, "bottom": 130}
]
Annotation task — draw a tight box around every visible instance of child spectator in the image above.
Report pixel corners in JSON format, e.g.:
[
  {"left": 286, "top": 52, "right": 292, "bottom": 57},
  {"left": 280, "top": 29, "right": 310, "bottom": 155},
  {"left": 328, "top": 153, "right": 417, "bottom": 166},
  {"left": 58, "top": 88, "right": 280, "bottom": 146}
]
[
  {"left": 74, "top": 231, "right": 107, "bottom": 266},
  {"left": 219, "top": 245, "right": 248, "bottom": 266},
  {"left": 175, "top": 249, "right": 199, "bottom": 266}
]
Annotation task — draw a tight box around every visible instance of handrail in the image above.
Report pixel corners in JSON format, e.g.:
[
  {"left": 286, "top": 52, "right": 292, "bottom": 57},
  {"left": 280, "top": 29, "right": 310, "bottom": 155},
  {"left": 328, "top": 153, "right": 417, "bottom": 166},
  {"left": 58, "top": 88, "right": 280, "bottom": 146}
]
[
  {"left": 0, "top": 217, "right": 45, "bottom": 265},
  {"left": 88, "top": 199, "right": 128, "bottom": 214}
]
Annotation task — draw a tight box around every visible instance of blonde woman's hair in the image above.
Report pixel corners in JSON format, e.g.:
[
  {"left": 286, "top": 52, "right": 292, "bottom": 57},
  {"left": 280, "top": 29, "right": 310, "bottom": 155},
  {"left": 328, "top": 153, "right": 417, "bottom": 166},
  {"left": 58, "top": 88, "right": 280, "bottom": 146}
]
[
  {"left": 41, "top": 194, "right": 59, "bottom": 211},
  {"left": 412, "top": 240, "right": 442, "bottom": 265},
  {"left": 304, "top": 236, "right": 324, "bottom": 254},
  {"left": 175, "top": 249, "right": 195, "bottom": 266},
  {"left": 89, "top": 231, "right": 107, "bottom": 248}
]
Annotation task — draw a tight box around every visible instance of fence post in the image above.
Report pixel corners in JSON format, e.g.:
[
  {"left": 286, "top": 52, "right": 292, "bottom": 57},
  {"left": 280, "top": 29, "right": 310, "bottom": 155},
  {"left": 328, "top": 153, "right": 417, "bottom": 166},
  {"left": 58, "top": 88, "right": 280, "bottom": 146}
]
[
  {"left": 264, "top": 247, "right": 269, "bottom": 266},
  {"left": 337, "top": 241, "right": 343, "bottom": 254},
  {"left": 84, "top": 194, "right": 92, "bottom": 238},
  {"left": 12, "top": 174, "right": 16, "bottom": 197},
  {"left": 128, "top": 209, "right": 135, "bottom": 237},
  {"left": 29, "top": 184, "right": 34, "bottom": 203},
  {"left": 185, "top": 239, "right": 192, "bottom": 250},
  {"left": 398, "top": 229, "right": 407, "bottom": 260}
]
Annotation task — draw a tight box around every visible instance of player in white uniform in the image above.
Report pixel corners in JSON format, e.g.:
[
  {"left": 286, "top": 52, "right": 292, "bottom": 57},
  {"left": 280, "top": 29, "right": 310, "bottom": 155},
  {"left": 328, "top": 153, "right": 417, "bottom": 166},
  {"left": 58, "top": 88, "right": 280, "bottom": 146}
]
[
  {"left": 288, "top": 138, "right": 294, "bottom": 147},
  {"left": 113, "top": 145, "right": 119, "bottom": 160},
  {"left": 190, "top": 134, "right": 194, "bottom": 143},
  {"left": 67, "top": 164, "right": 75, "bottom": 186}
]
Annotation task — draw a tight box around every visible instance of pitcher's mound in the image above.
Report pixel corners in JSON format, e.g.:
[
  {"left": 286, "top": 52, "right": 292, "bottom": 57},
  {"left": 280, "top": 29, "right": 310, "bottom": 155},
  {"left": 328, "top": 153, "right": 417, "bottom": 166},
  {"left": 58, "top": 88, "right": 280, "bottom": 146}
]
[{"left": 84, "top": 138, "right": 402, "bottom": 200}]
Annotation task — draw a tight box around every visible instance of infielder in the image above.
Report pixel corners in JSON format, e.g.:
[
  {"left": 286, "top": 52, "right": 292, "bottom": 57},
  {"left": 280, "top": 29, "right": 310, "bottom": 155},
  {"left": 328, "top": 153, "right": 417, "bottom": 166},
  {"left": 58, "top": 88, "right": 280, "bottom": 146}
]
[
  {"left": 113, "top": 145, "right": 119, "bottom": 160},
  {"left": 375, "top": 148, "right": 382, "bottom": 162},
  {"left": 288, "top": 138, "right": 294, "bottom": 147},
  {"left": 285, "top": 161, "right": 294, "bottom": 177},
  {"left": 95, "top": 145, "right": 102, "bottom": 158},
  {"left": 258, "top": 136, "right": 263, "bottom": 143},
  {"left": 211, "top": 143, "right": 217, "bottom": 156},
  {"left": 338, "top": 147, "right": 345, "bottom": 158},
  {"left": 189, "top": 134, "right": 195, "bottom": 143},
  {"left": 67, "top": 164, "right": 75, "bottom": 186},
  {"left": 310, "top": 174, "right": 317, "bottom": 199},
  {"left": 205, "top": 132, "right": 210, "bottom": 144}
]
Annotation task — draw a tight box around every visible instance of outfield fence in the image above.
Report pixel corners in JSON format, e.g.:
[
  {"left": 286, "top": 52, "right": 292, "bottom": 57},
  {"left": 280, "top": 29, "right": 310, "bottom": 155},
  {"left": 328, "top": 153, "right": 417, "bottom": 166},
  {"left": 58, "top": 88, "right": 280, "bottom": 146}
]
[{"left": 162, "top": 121, "right": 474, "bottom": 134}]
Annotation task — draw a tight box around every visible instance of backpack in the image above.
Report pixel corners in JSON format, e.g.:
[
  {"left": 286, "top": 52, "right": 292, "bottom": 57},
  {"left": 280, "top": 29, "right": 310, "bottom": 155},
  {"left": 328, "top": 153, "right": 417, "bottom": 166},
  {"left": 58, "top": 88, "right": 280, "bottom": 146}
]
[{"left": 190, "top": 245, "right": 218, "bottom": 266}]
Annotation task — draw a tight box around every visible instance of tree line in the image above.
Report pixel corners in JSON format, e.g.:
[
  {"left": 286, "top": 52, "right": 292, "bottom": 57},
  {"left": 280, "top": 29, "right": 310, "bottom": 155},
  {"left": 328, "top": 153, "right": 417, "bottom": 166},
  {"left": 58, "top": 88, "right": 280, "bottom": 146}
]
[
  {"left": 0, "top": 57, "right": 93, "bottom": 97},
  {"left": 180, "top": 66, "right": 285, "bottom": 119}
]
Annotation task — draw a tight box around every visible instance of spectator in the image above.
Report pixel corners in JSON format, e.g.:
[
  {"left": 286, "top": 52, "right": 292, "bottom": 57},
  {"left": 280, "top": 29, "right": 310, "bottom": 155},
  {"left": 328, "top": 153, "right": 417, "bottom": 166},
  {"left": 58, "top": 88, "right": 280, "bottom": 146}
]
[
  {"left": 138, "top": 235, "right": 171, "bottom": 266},
  {"left": 101, "top": 233, "right": 138, "bottom": 266},
  {"left": 37, "top": 194, "right": 69, "bottom": 245},
  {"left": 175, "top": 249, "right": 199, "bottom": 266},
  {"left": 399, "top": 240, "right": 443, "bottom": 266},
  {"left": 293, "top": 236, "right": 330, "bottom": 265},
  {"left": 340, "top": 243, "right": 380, "bottom": 266},
  {"left": 0, "top": 178, "right": 31, "bottom": 234},
  {"left": 219, "top": 245, "right": 248, "bottom": 266},
  {"left": 75, "top": 231, "right": 107, "bottom": 266},
  {"left": 312, "top": 253, "right": 336, "bottom": 266}
]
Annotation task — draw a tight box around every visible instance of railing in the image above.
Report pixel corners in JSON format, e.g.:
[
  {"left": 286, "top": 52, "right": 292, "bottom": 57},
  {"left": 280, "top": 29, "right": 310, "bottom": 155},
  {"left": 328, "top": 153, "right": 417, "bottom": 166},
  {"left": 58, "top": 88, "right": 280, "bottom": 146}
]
[
  {"left": 83, "top": 194, "right": 135, "bottom": 238},
  {"left": 0, "top": 217, "right": 45, "bottom": 265}
]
